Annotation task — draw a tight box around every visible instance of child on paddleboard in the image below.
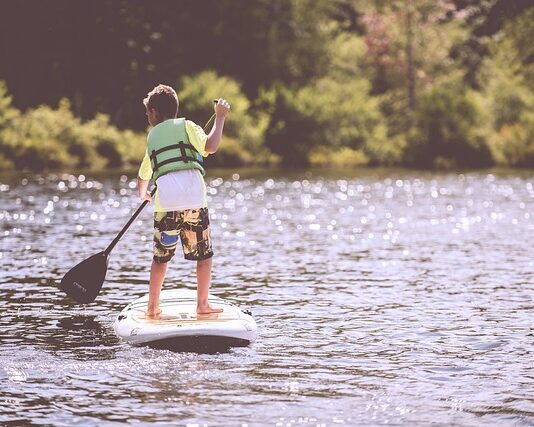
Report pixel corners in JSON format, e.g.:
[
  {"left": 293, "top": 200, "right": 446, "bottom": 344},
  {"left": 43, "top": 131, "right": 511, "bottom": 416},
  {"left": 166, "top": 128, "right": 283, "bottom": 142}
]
[{"left": 137, "top": 84, "right": 230, "bottom": 317}]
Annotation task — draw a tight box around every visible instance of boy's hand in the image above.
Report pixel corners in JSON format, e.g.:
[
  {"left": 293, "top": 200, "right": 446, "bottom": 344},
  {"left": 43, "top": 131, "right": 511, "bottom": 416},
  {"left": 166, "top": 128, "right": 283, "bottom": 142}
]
[
  {"left": 137, "top": 177, "right": 153, "bottom": 203},
  {"left": 214, "top": 98, "right": 231, "bottom": 119},
  {"left": 140, "top": 192, "right": 153, "bottom": 203}
]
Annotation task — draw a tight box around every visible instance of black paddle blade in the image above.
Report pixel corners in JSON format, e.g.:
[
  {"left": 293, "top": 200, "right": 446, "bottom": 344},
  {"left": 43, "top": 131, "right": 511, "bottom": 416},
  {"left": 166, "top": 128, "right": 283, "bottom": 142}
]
[{"left": 60, "top": 251, "right": 109, "bottom": 304}]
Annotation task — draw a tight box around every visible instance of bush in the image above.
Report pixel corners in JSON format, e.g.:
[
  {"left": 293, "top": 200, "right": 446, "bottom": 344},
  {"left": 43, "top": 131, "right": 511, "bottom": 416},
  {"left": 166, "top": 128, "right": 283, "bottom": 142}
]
[
  {"left": 308, "top": 146, "right": 369, "bottom": 167},
  {"left": 263, "top": 87, "right": 316, "bottom": 167},
  {"left": 364, "top": 133, "right": 407, "bottom": 166},
  {"left": 0, "top": 96, "right": 145, "bottom": 171},
  {"left": 265, "top": 76, "right": 387, "bottom": 166},
  {"left": 264, "top": 33, "right": 389, "bottom": 167},
  {"left": 405, "top": 82, "right": 492, "bottom": 168},
  {"left": 80, "top": 113, "right": 145, "bottom": 168},
  {"left": 488, "top": 118, "right": 534, "bottom": 167},
  {"left": 204, "top": 137, "right": 253, "bottom": 168},
  {"left": 1, "top": 99, "right": 78, "bottom": 170}
]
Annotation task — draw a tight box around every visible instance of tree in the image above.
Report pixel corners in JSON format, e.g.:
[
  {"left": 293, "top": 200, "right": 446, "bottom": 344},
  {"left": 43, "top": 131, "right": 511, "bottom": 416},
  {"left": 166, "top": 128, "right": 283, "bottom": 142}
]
[
  {"left": 360, "top": 1, "right": 463, "bottom": 105},
  {"left": 450, "top": 0, "right": 534, "bottom": 87},
  {"left": 478, "top": 8, "right": 534, "bottom": 166},
  {"left": 265, "top": 33, "right": 387, "bottom": 166}
]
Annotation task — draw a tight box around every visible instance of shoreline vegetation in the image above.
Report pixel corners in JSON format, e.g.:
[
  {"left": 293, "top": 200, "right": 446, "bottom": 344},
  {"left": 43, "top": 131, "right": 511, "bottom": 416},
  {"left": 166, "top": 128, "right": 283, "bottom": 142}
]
[{"left": 0, "top": 2, "right": 532, "bottom": 173}]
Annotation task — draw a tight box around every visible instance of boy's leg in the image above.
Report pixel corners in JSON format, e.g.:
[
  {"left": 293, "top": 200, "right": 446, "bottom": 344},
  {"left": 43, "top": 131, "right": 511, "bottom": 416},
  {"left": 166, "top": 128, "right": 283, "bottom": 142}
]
[
  {"left": 147, "top": 211, "right": 180, "bottom": 317},
  {"left": 146, "top": 260, "right": 168, "bottom": 317},
  {"left": 179, "top": 208, "right": 222, "bottom": 314},
  {"left": 196, "top": 257, "right": 222, "bottom": 314}
]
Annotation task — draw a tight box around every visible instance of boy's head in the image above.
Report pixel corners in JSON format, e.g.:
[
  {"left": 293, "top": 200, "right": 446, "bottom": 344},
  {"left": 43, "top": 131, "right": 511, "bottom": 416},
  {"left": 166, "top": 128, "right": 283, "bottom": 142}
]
[{"left": 143, "top": 84, "right": 179, "bottom": 125}]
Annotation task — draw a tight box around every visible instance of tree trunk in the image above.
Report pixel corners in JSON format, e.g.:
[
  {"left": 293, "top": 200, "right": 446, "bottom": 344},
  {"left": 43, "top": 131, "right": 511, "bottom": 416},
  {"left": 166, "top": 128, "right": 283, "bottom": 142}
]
[{"left": 406, "top": 0, "right": 416, "bottom": 111}]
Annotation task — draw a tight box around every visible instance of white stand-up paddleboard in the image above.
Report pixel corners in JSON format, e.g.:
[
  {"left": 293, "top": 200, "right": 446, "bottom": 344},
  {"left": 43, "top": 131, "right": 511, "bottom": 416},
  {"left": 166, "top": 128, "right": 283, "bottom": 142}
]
[{"left": 114, "top": 289, "right": 257, "bottom": 351}]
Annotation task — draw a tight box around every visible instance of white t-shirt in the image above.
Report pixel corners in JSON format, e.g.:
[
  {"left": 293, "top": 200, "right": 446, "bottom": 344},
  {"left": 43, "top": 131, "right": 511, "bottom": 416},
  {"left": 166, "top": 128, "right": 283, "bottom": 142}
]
[{"left": 154, "top": 169, "right": 207, "bottom": 211}]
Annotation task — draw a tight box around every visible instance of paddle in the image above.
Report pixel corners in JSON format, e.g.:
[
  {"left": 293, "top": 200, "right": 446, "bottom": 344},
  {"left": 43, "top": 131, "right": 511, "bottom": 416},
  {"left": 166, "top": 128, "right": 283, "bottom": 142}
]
[
  {"left": 59, "top": 191, "right": 154, "bottom": 303},
  {"left": 60, "top": 100, "right": 222, "bottom": 303}
]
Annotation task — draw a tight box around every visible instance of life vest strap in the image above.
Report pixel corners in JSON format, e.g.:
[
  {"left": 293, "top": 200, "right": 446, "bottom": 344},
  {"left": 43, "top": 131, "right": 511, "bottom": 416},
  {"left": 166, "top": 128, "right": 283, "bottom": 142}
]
[
  {"left": 155, "top": 155, "right": 200, "bottom": 170},
  {"left": 150, "top": 141, "right": 200, "bottom": 172}
]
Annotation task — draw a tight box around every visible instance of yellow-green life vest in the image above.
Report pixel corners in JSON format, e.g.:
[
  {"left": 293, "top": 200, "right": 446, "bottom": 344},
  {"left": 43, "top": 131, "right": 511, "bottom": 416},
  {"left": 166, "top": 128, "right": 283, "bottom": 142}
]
[{"left": 147, "top": 118, "right": 205, "bottom": 181}]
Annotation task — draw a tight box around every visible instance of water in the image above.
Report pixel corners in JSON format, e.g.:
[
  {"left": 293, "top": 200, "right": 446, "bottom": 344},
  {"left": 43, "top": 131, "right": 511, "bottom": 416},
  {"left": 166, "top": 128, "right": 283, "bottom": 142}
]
[{"left": 1, "top": 168, "right": 533, "bottom": 426}]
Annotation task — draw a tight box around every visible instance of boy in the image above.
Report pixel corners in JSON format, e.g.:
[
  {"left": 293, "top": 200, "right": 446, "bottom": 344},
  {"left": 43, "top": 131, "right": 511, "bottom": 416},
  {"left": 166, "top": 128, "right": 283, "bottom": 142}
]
[{"left": 137, "top": 84, "right": 230, "bottom": 317}]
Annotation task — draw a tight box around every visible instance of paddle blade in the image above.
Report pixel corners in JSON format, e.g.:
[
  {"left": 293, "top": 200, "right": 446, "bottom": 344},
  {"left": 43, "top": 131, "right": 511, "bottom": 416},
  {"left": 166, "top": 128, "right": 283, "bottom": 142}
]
[{"left": 60, "top": 251, "right": 109, "bottom": 304}]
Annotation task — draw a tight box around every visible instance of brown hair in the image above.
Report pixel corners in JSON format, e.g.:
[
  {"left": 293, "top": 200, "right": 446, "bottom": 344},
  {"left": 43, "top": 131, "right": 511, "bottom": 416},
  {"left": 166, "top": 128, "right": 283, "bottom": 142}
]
[{"left": 143, "top": 84, "right": 179, "bottom": 119}]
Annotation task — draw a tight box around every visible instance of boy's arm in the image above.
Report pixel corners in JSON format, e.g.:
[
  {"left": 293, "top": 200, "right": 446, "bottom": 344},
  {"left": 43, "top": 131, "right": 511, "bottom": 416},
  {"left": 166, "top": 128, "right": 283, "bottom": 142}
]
[
  {"left": 137, "top": 177, "right": 152, "bottom": 202},
  {"left": 205, "top": 99, "right": 231, "bottom": 154},
  {"left": 137, "top": 151, "right": 153, "bottom": 202}
]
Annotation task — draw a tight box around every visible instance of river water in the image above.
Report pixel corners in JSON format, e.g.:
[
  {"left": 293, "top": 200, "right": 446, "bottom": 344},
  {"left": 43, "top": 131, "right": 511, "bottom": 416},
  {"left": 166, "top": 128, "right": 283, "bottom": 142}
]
[{"left": 0, "top": 168, "right": 533, "bottom": 426}]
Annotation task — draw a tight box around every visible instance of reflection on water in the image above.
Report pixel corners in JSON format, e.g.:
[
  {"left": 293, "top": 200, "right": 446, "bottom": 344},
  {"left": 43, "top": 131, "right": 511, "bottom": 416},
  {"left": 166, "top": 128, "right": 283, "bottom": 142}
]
[{"left": 1, "top": 168, "right": 534, "bottom": 426}]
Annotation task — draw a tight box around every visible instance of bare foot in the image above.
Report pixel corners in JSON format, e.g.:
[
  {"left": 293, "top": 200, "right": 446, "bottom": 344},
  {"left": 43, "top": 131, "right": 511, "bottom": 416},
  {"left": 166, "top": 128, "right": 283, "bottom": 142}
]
[
  {"left": 145, "top": 308, "right": 162, "bottom": 319},
  {"left": 196, "top": 305, "right": 223, "bottom": 315}
]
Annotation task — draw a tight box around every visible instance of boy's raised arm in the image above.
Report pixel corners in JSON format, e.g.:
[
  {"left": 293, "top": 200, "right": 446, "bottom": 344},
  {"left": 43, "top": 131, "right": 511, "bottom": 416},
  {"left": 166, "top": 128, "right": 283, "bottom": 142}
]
[{"left": 205, "top": 99, "right": 231, "bottom": 154}]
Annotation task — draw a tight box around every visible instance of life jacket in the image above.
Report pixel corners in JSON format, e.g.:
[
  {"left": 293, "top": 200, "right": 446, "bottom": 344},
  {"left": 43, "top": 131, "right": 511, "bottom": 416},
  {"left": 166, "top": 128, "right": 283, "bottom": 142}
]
[{"left": 147, "top": 118, "right": 205, "bottom": 181}]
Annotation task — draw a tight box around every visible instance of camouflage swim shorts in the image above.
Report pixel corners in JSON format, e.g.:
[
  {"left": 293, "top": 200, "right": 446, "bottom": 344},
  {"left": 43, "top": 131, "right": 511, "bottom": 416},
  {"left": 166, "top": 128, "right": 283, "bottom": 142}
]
[{"left": 153, "top": 208, "right": 213, "bottom": 263}]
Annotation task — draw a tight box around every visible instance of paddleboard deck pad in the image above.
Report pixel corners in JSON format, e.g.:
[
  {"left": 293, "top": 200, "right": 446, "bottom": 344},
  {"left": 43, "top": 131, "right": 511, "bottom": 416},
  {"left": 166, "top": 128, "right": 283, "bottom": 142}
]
[{"left": 114, "top": 289, "right": 257, "bottom": 351}]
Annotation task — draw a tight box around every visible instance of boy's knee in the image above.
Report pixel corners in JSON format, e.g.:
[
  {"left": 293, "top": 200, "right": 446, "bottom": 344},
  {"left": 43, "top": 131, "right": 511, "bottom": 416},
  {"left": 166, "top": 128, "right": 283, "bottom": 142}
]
[
  {"left": 153, "top": 254, "right": 172, "bottom": 263},
  {"left": 152, "top": 258, "right": 169, "bottom": 265},
  {"left": 197, "top": 257, "right": 212, "bottom": 266}
]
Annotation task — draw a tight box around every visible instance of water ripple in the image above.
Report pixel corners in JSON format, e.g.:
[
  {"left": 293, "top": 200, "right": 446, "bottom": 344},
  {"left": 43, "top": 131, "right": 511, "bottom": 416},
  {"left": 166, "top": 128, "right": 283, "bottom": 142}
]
[{"left": 0, "top": 169, "right": 533, "bottom": 426}]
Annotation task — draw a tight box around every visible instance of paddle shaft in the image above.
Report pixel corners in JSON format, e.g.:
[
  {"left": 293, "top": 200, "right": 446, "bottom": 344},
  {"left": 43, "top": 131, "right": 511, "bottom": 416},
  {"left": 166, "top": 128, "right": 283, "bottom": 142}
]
[
  {"left": 202, "top": 100, "right": 219, "bottom": 132},
  {"left": 103, "top": 197, "right": 151, "bottom": 256}
]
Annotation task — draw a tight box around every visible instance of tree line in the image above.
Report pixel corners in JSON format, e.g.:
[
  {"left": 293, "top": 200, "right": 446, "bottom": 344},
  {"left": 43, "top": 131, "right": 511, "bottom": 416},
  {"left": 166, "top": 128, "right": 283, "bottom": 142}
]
[{"left": 0, "top": 0, "right": 532, "bottom": 171}]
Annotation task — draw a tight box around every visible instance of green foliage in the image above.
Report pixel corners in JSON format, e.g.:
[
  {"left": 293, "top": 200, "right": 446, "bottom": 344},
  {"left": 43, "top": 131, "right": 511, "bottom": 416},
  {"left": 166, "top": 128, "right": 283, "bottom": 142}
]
[
  {"left": 265, "top": 33, "right": 389, "bottom": 167},
  {"left": 405, "top": 80, "right": 492, "bottom": 168},
  {"left": 505, "top": 8, "right": 534, "bottom": 93},
  {"left": 1, "top": 99, "right": 77, "bottom": 170},
  {"left": 0, "top": 81, "right": 19, "bottom": 169},
  {"left": 205, "top": 137, "right": 253, "bottom": 168},
  {"left": 308, "top": 147, "right": 369, "bottom": 167},
  {"left": 488, "top": 119, "right": 534, "bottom": 167},
  {"left": 263, "top": 87, "right": 316, "bottom": 167},
  {"left": 296, "top": 76, "right": 386, "bottom": 149},
  {"left": 0, "top": 93, "right": 145, "bottom": 172},
  {"left": 478, "top": 40, "right": 533, "bottom": 130},
  {"left": 475, "top": 8, "right": 534, "bottom": 167},
  {"left": 178, "top": 71, "right": 250, "bottom": 139},
  {"left": 0, "top": 81, "right": 18, "bottom": 130},
  {"left": 364, "top": 133, "right": 408, "bottom": 166},
  {"left": 80, "top": 113, "right": 145, "bottom": 168}
]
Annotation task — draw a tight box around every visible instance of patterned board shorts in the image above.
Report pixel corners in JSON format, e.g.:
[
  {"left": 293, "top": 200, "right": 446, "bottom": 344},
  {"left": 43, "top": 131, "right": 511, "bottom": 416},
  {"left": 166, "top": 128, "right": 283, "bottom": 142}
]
[{"left": 153, "top": 207, "right": 213, "bottom": 263}]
